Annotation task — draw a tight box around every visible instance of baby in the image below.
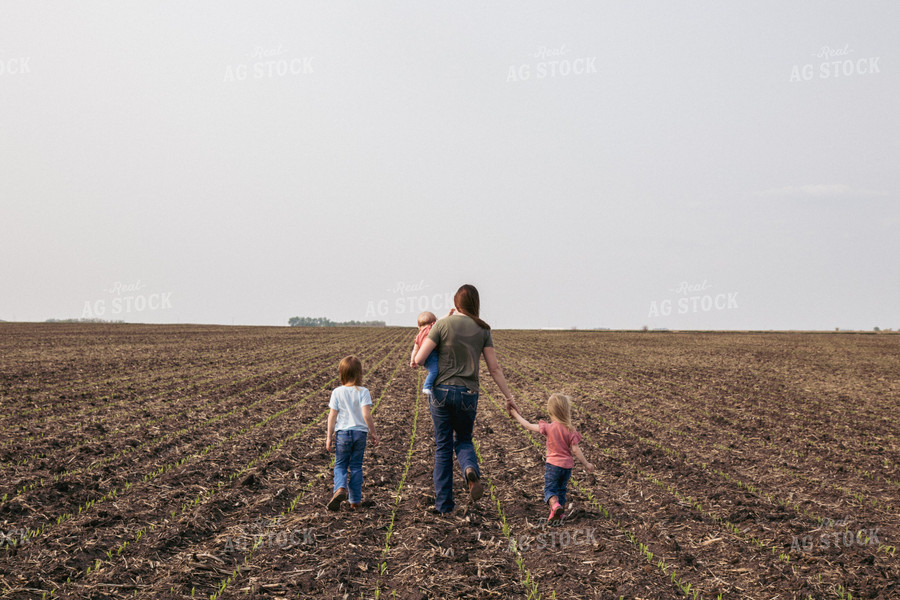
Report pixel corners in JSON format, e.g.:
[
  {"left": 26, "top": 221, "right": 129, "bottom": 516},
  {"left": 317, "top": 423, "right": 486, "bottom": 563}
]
[{"left": 411, "top": 311, "right": 439, "bottom": 397}]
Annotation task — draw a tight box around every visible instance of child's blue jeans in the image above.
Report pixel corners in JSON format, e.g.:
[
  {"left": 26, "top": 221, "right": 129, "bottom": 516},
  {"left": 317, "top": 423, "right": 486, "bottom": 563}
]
[
  {"left": 333, "top": 429, "right": 368, "bottom": 504},
  {"left": 423, "top": 350, "right": 438, "bottom": 393},
  {"left": 544, "top": 463, "right": 572, "bottom": 505}
]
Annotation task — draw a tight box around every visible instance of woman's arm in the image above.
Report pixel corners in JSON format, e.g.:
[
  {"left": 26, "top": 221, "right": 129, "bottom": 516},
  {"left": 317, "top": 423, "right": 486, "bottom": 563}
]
[
  {"left": 482, "top": 347, "right": 519, "bottom": 413},
  {"left": 414, "top": 338, "right": 436, "bottom": 366},
  {"left": 571, "top": 444, "right": 594, "bottom": 473},
  {"left": 510, "top": 409, "right": 540, "bottom": 433}
]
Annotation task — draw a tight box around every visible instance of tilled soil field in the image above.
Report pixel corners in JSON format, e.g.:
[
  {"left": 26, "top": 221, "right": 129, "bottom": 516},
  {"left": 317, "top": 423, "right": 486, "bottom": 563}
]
[{"left": 0, "top": 324, "right": 897, "bottom": 599}]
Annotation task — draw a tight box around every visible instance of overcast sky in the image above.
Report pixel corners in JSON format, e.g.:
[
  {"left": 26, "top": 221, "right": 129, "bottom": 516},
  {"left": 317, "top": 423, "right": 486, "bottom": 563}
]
[{"left": 2, "top": 1, "right": 897, "bottom": 330}]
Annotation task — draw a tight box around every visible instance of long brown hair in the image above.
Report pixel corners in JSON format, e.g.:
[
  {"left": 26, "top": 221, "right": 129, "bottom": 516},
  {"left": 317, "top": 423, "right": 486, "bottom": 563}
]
[
  {"left": 339, "top": 355, "right": 363, "bottom": 386},
  {"left": 454, "top": 284, "right": 490, "bottom": 330}
]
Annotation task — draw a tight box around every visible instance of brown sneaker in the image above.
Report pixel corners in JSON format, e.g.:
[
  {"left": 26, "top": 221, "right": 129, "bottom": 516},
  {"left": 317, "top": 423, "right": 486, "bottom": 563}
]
[
  {"left": 327, "top": 488, "right": 347, "bottom": 511},
  {"left": 465, "top": 468, "right": 483, "bottom": 501}
]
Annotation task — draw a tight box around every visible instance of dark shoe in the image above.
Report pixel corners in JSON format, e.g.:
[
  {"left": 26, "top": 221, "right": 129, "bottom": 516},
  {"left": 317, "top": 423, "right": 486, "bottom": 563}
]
[
  {"left": 349, "top": 503, "right": 360, "bottom": 509},
  {"left": 465, "top": 468, "right": 483, "bottom": 501},
  {"left": 327, "top": 488, "right": 347, "bottom": 511}
]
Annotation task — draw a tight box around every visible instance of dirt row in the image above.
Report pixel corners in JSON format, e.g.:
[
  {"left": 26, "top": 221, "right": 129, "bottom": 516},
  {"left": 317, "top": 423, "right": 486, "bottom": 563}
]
[
  {"left": 506, "top": 332, "right": 896, "bottom": 429},
  {"left": 1, "top": 326, "right": 896, "bottom": 599},
  {"left": 511, "top": 332, "right": 898, "bottom": 442},
  {"left": 0, "top": 330, "right": 400, "bottom": 495},
  {"left": 499, "top": 339, "right": 900, "bottom": 527},
  {"left": 497, "top": 334, "right": 900, "bottom": 510},
  {"left": 0, "top": 327, "right": 374, "bottom": 429},
  {"left": 492, "top": 333, "right": 899, "bottom": 599},
  {"left": 0, "top": 325, "right": 313, "bottom": 397},
  {"left": 0, "top": 330, "right": 405, "bottom": 599},
  {"left": 122, "top": 343, "right": 679, "bottom": 599}
]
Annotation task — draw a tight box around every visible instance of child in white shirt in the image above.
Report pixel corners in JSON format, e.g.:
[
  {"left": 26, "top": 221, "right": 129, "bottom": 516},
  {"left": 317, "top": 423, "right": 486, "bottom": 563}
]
[{"left": 325, "top": 355, "right": 378, "bottom": 510}]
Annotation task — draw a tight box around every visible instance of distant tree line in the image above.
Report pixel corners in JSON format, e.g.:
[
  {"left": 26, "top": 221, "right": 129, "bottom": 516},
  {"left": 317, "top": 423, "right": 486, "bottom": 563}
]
[{"left": 288, "top": 316, "right": 385, "bottom": 328}]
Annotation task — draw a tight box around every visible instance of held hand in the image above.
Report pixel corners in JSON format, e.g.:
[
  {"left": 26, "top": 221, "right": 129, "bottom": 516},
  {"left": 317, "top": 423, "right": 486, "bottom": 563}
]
[
  {"left": 409, "top": 360, "right": 418, "bottom": 368},
  {"left": 505, "top": 397, "right": 520, "bottom": 414},
  {"left": 584, "top": 462, "right": 595, "bottom": 474}
]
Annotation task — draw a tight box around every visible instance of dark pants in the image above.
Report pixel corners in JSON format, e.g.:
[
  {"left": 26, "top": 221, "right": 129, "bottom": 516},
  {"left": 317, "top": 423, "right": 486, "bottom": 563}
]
[
  {"left": 544, "top": 463, "right": 572, "bottom": 505},
  {"left": 429, "top": 384, "right": 479, "bottom": 513}
]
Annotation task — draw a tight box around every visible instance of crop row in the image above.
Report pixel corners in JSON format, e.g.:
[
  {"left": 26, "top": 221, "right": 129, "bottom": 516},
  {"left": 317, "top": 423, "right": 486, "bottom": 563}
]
[
  {"left": 129, "top": 348, "right": 405, "bottom": 598},
  {"left": 29, "top": 338, "right": 406, "bottom": 599},
  {"left": 0, "top": 325, "right": 314, "bottom": 404},
  {"left": 508, "top": 334, "right": 899, "bottom": 468},
  {"left": 201, "top": 348, "right": 414, "bottom": 600},
  {"left": 499, "top": 341, "right": 900, "bottom": 520},
  {"left": 478, "top": 386, "right": 688, "bottom": 599},
  {"left": 11, "top": 334, "right": 403, "bottom": 557},
  {"left": 0, "top": 328, "right": 384, "bottom": 449},
  {"left": 374, "top": 374, "right": 421, "bottom": 599},
  {"left": 495, "top": 348, "right": 895, "bottom": 598},
  {"left": 0, "top": 334, "right": 313, "bottom": 424},
  {"left": 0, "top": 327, "right": 335, "bottom": 421},
  {"left": 577, "top": 342, "right": 900, "bottom": 485},
  {"left": 0, "top": 337, "right": 359, "bottom": 477},
  {"left": 501, "top": 372, "right": 808, "bottom": 595},
  {"left": 0, "top": 336, "right": 394, "bottom": 511},
  {"left": 201, "top": 352, "right": 405, "bottom": 600}
]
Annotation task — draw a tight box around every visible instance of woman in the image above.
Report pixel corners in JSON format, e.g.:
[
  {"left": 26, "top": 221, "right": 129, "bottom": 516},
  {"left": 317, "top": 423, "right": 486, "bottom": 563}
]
[{"left": 414, "top": 284, "right": 518, "bottom": 514}]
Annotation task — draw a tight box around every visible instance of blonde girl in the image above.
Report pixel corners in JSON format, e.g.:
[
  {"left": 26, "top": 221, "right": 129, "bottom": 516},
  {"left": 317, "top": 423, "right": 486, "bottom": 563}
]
[{"left": 510, "top": 394, "right": 594, "bottom": 522}]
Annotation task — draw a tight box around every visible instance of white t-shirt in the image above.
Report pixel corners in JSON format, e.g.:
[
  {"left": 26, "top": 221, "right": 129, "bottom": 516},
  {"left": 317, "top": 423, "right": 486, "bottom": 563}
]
[{"left": 329, "top": 385, "right": 372, "bottom": 432}]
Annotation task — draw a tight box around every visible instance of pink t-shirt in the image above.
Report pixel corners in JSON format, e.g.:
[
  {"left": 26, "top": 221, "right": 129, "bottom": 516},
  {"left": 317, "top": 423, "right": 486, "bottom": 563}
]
[
  {"left": 539, "top": 420, "right": 583, "bottom": 469},
  {"left": 415, "top": 323, "right": 433, "bottom": 346}
]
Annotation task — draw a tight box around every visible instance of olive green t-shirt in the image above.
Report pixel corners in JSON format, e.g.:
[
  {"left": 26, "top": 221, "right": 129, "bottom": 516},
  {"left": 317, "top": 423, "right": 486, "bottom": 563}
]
[{"left": 427, "top": 314, "right": 494, "bottom": 390}]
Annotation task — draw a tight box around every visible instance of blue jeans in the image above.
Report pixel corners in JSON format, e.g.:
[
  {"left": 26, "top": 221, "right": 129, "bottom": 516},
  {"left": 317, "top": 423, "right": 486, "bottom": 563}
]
[
  {"left": 544, "top": 463, "right": 572, "bottom": 505},
  {"left": 423, "top": 351, "right": 438, "bottom": 392},
  {"left": 429, "top": 384, "right": 479, "bottom": 513},
  {"left": 334, "top": 429, "right": 367, "bottom": 504}
]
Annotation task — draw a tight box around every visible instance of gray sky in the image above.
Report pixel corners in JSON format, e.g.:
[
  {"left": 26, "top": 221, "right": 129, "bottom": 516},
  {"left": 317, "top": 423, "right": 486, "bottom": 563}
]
[{"left": 2, "top": 1, "right": 897, "bottom": 330}]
